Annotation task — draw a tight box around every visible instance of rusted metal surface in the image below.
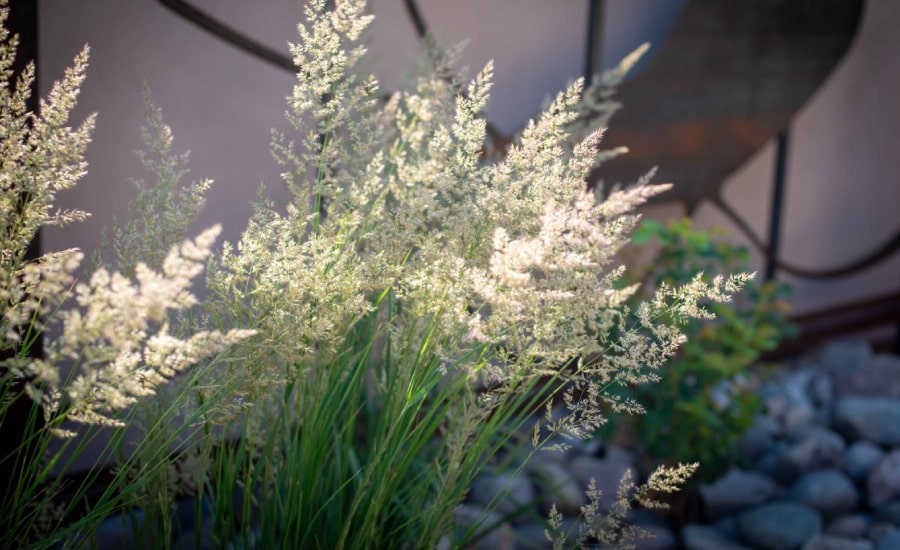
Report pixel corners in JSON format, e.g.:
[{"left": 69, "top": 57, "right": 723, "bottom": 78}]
[
  {"left": 593, "top": 0, "right": 864, "bottom": 211},
  {"left": 767, "top": 290, "right": 900, "bottom": 358}
]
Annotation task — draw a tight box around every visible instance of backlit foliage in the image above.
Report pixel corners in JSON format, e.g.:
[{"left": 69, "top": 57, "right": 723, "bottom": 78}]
[{"left": 0, "top": 0, "right": 754, "bottom": 547}]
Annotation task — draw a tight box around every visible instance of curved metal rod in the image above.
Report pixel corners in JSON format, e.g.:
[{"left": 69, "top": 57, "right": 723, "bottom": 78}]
[
  {"left": 158, "top": 0, "right": 297, "bottom": 72},
  {"left": 159, "top": 0, "right": 510, "bottom": 153},
  {"left": 712, "top": 195, "right": 900, "bottom": 279},
  {"left": 402, "top": 0, "right": 428, "bottom": 38}
]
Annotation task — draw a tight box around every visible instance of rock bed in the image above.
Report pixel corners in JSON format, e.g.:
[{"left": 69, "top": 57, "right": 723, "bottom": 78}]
[{"left": 453, "top": 339, "right": 900, "bottom": 549}]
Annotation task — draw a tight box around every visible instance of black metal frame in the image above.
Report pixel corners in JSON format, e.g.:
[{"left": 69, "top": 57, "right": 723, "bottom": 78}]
[{"left": 766, "top": 130, "right": 789, "bottom": 282}]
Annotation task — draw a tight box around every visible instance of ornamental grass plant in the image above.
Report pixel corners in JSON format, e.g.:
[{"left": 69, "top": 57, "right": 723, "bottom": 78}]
[{"left": 1, "top": 1, "right": 753, "bottom": 548}]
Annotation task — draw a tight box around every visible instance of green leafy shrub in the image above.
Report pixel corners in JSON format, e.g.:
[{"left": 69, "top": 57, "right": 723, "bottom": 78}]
[
  {"left": 0, "top": 1, "right": 753, "bottom": 547},
  {"left": 612, "top": 217, "right": 796, "bottom": 481}
]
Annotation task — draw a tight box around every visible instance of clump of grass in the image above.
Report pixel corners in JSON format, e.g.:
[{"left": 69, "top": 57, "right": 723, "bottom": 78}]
[{"left": 0, "top": 1, "right": 751, "bottom": 548}]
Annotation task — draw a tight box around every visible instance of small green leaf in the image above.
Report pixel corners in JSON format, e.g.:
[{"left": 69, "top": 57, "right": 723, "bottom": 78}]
[{"left": 631, "top": 219, "right": 664, "bottom": 244}]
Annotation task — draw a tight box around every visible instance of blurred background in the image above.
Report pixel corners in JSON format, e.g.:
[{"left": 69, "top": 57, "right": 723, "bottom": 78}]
[{"left": 24, "top": 0, "right": 900, "bottom": 352}]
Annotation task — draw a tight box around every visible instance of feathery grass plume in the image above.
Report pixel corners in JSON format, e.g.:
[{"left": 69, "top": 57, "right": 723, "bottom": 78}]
[
  {"left": 0, "top": 8, "right": 251, "bottom": 433},
  {"left": 565, "top": 43, "right": 651, "bottom": 169},
  {"left": 546, "top": 462, "right": 698, "bottom": 549},
  {"left": 79, "top": 94, "right": 258, "bottom": 547},
  {"left": 0, "top": 4, "right": 254, "bottom": 544},
  {"left": 44, "top": 226, "right": 255, "bottom": 431},
  {"left": 96, "top": 86, "right": 213, "bottom": 276},
  {"left": 0, "top": 20, "right": 92, "bottom": 358}
]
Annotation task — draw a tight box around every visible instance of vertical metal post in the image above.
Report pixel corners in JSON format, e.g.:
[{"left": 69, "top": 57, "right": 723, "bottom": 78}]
[
  {"left": 766, "top": 129, "right": 789, "bottom": 281},
  {"left": 585, "top": 0, "right": 604, "bottom": 80},
  {"left": 895, "top": 290, "right": 900, "bottom": 353}
]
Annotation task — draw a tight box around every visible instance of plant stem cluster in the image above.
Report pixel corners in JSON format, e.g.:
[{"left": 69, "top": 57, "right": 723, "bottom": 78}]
[{"left": 0, "top": 1, "right": 751, "bottom": 547}]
